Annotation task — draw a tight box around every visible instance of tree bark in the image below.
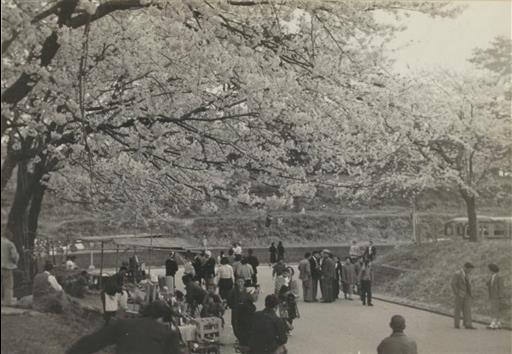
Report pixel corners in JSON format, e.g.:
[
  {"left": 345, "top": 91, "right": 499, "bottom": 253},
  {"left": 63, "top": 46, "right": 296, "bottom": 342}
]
[
  {"left": 6, "top": 156, "right": 48, "bottom": 277},
  {"left": 462, "top": 192, "right": 478, "bottom": 242},
  {"left": 1, "top": 148, "right": 18, "bottom": 192},
  {"left": 6, "top": 161, "right": 33, "bottom": 274}
]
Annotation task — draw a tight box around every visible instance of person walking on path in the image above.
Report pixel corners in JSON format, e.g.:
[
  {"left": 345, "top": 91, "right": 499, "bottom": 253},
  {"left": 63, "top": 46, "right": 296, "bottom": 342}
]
[
  {"left": 298, "top": 252, "right": 313, "bottom": 302},
  {"left": 451, "top": 262, "right": 476, "bottom": 329},
  {"left": 341, "top": 257, "right": 356, "bottom": 300},
  {"left": 1, "top": 230, "right": 19, "bottom": 306},
  {"left": 320, "top": 250, "right": 335, "bottom": 303},
  {"left": 277, "top": 241, "right": 285, "bottom": 262},
  {"left": 377, "top": 315, "right": 418, "bottom": 354},
  {"left": 165, "top": 252, "right": 178, "bottom": 294},
  {"left": 268, "top": 242, "right": 277, "bottom": 266},
  {"left": 486, "top": 263, "right": 505, "bottom": 329},
  {"left": 358, "top": 259, "right": 373, "bottom": 306},
  {"left": 239, "top": 257, "right": 255, "bottom": 287},
  {"left": 217, "top": 257, "right": 234, "bottom": 301},
  {"left": 248, "top": 294, "right": 288, "bottom": 354},
  {"left": 246, "top": 249, "right": 260, "bottom": 285},
  {"left": 309, "top": 251, "right": 321, "bottom": 302}
]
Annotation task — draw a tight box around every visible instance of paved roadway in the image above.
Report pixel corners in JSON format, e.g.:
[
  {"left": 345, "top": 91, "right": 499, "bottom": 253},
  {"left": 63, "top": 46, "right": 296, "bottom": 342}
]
[{"left": 118, "top": 265, "right": 512, "bottom": 354}]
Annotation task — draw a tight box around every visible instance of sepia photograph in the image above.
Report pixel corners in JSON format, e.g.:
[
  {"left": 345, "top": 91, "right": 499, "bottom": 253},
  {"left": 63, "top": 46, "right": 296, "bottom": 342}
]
[{"left": 1, "top": 0, "right": 511, "bottom": 353}]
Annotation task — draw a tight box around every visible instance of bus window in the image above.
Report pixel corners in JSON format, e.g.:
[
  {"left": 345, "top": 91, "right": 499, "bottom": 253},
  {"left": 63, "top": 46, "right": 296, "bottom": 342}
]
[
  {"left": 445, "top": 225, "right": 453, "bottom": 236},
  {"left": 494, "top": 223, "right": 506, "bottom": 237},
  {"left": 457, "top": 224, "right": 465, "bottom": 236}
]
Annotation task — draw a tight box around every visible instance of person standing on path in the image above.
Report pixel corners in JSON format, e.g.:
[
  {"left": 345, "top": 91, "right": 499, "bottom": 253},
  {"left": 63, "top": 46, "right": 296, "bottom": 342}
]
[
  {"left": 277, "top": 241, "right": 285, "bottom": 262},
  {"left": 246, "top": 249, "right": 260, "bottom": 285},
  {"left": 333, "top": 256, "right": 342, "bottom": 300},
  {"left": 341, "top": 257, "right": 356, "bottom": 300},
  {"left": 486, "top": 263, "right": 505, "bottom": 329},
  {"left": 358, "top": 259, "right": 373, "bottom": 306},
  {"left": 451, "top": 262, "right": 476, "bottom": 329},
  {"left": 298, "top": 252, "right": 313, "bottom": 302},
  {"left": 320, "top": 250, "right": 335, "bottom": 303},
  {"left": 165, "top": 252, "right": 178, "bottom": 294},
  {"left": 269, "top": 242, "right": 277, "bottom": 265},
  {"left": 217, "top": 257, "right": 234, "bottom": 301},
  {"left": 309, "top": 251, "right": 321, "bottom": 302},
  {"left": 1, "top": 230, "right": 19, "bottom": 306},
  {"left": 377, "top": 315, "right": 418, "bottom": 354}
]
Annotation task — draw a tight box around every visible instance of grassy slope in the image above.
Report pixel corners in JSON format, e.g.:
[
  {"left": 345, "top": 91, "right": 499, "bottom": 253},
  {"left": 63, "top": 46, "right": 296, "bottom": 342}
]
[
  {"left": 1, "top": 311, "right": 110, "bottom": 354},
  {"left": 374, "top": 240, "right": 512, "bottom": 323}
]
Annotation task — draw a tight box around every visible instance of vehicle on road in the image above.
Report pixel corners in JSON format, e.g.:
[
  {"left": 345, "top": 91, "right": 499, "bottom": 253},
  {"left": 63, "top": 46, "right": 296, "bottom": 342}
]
[{"left": 444, "top": 216, "right": 512, "bottom": 240}]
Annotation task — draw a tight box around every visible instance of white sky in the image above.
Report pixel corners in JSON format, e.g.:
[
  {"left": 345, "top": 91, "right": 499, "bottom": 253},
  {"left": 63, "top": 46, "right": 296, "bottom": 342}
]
[{"left": 377, "top": 1, "right": 511, "bottom": 74}]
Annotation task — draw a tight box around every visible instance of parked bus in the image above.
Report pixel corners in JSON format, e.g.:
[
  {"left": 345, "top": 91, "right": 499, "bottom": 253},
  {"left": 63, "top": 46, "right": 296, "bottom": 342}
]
[{"left": 444, "top": 216, "right": 512, "bottom": 239}]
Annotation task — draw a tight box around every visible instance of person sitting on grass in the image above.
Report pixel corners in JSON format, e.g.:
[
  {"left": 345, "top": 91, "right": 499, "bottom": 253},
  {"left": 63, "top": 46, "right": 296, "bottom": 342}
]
[
  {"left": 67, "top": 300, "right": 181, "bottom": 354},
  {"left": 32, "top": 261, "right": 69, "bottom": 313}
]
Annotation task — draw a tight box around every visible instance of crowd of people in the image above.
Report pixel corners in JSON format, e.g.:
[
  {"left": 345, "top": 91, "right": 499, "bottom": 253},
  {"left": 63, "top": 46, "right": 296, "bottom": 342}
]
[
  {"left": 293, "top": 241, "right": 377, "bottom": 306},
  {"left": 0, "top": 231, "right": 508, "bottom": 354}
]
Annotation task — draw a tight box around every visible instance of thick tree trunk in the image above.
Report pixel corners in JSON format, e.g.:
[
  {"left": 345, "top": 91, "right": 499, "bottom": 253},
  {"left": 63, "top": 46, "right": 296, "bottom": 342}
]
[
  {"left": 6, "top": 158, "right": 48, "bottom": 277},
  {"left": 1, "top": 148, "right": 18, "bottom": 192},
  {"left": 462, "top": 193, "right": 479, "bottom": 242},
  {"left": 7, "top": 161, "right": 33, "bottom": 276}
]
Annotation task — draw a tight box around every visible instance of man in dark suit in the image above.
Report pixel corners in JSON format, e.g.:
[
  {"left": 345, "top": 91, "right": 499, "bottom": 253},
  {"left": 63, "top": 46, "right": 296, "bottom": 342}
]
[
  {"left": 363, "top": 240, "right": 377, "bottom": 261},
  {"left": 246, "top": 249, "right": 260, "bottom": 285},
  {"left": 451, "top": 262, "right": 476, "bottom": 329},
  {"left": 248, "top": 294, "right": 288, "bottom": 354},
  {"left": 309, "top": 251, "right": 321, "bottom": 302},
  {"left": 320, "top": 250, "right": 335, "bottom": 303}
]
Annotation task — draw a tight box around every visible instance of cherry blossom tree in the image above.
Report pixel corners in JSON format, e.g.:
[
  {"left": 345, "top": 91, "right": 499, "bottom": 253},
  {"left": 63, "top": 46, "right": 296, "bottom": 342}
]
[
  {"left": 1, "top": 0, "right": 457, "bottom": 272},
  {"left": 341, "top": 37, "right": 511, "bottom": 242}
]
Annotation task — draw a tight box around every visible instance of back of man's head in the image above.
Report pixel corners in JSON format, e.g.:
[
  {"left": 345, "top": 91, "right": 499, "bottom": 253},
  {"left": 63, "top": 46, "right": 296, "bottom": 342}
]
[
  {"left": 389, "top": 315, "right": 406, "bottom": 332},
  {"left": 265, "top": 294, "right": 279, "bottom": 310},
  {"left": 44, "top": 261, "right": 54, "bottom": 272},
  {"left": 142, "top": 300, "right": 172, "bottom": 322}
]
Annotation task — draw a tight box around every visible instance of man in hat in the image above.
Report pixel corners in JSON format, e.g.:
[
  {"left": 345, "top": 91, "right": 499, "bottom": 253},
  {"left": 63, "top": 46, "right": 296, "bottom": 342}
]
[
  {"left": 451, "top": 262, "right": 476, "bottom": 329},
  {"left": 377, "top": 315, "right": 417, "bottom": 354}
]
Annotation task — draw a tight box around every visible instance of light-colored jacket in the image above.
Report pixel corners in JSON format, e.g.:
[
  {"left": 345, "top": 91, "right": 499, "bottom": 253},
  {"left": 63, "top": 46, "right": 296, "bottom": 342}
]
[{"left": 1, "top": 236, "right": 19, "bottom": 270}]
